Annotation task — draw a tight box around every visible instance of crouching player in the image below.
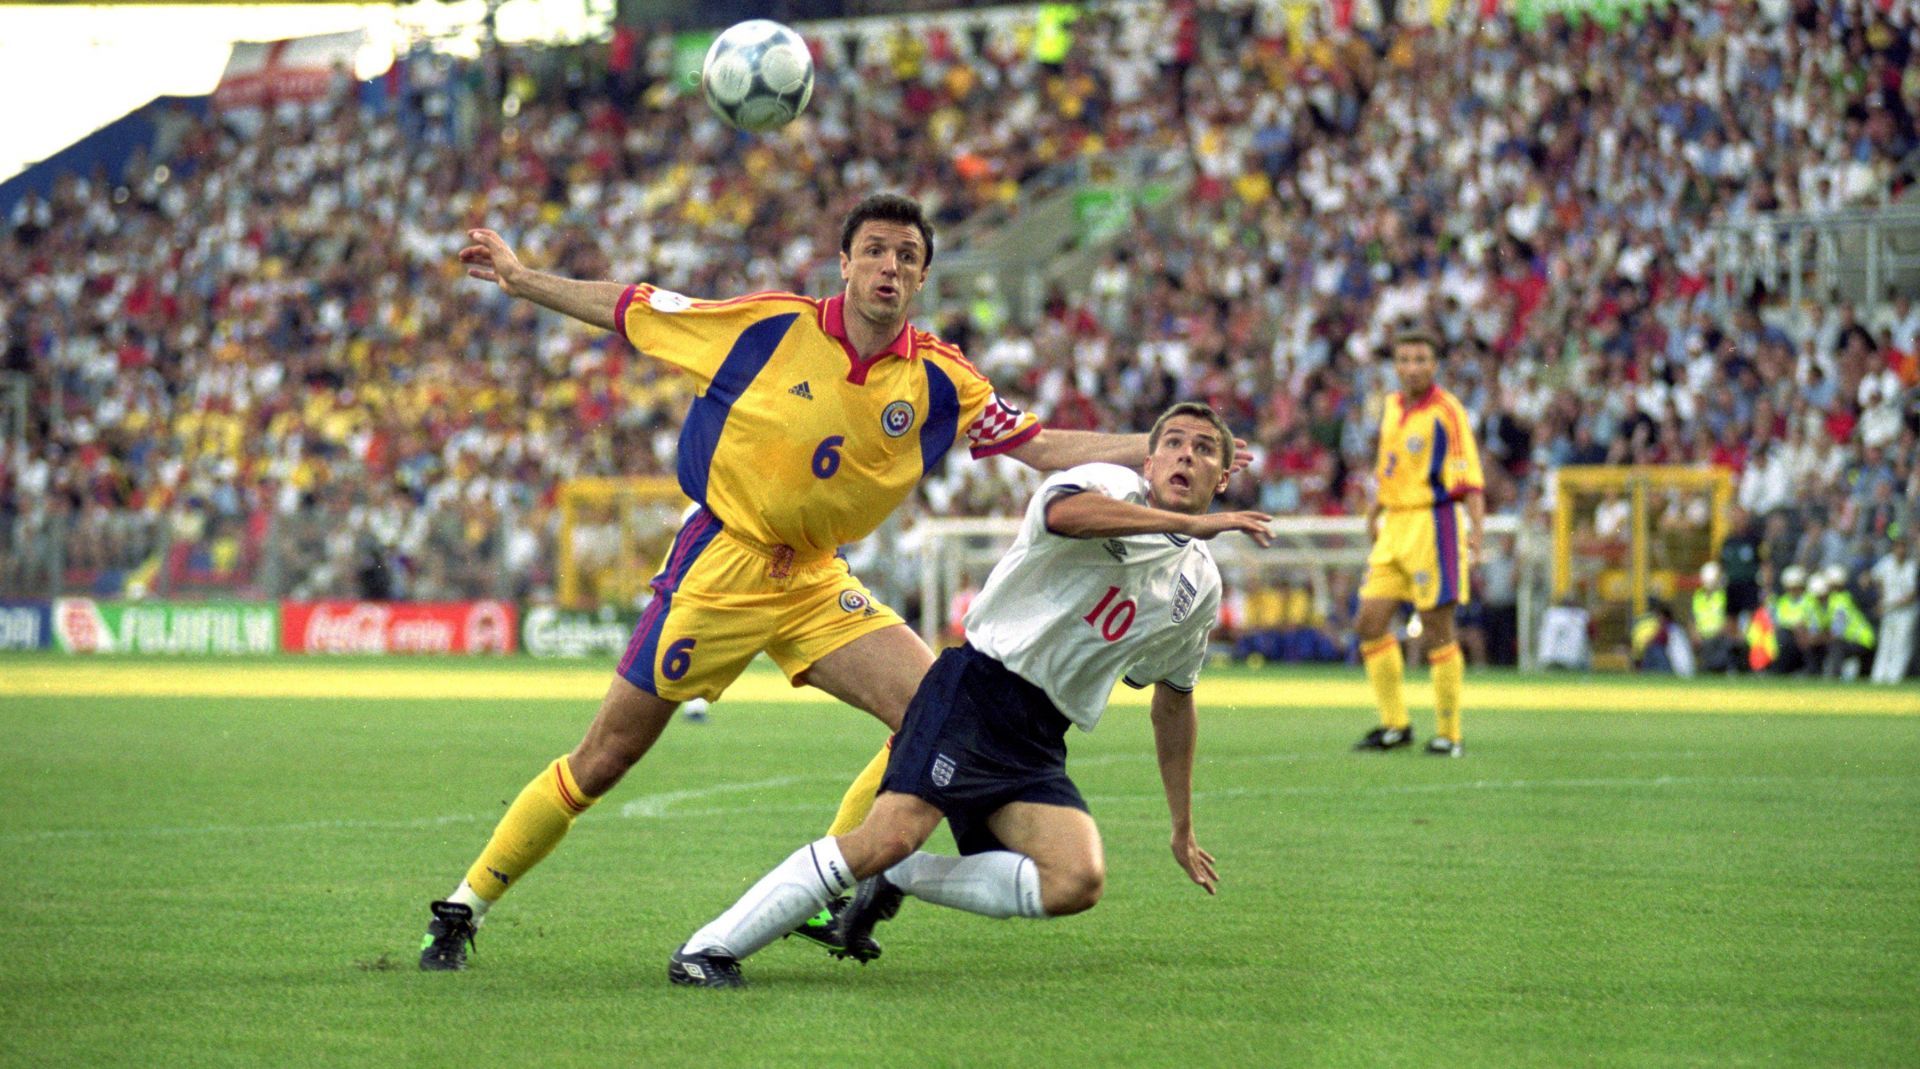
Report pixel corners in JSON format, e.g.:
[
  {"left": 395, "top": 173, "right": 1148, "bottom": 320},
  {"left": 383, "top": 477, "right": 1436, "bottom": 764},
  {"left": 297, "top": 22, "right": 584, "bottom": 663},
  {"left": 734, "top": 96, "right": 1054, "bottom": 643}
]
[{"left": 667, "top": 402, "right": 1272, "bottom": 987}]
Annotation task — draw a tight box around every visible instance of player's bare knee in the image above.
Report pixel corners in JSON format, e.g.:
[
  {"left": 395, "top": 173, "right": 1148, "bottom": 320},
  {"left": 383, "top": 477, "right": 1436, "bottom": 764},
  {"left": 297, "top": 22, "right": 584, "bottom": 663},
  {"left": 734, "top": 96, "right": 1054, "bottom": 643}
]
[
  {"left": 1040, "top": 861, "right": 1105, "bottom": 916},
  {"left": 1420, "top": 608, "right": 1457, "bottom": 647},
  {"left": 1356, "top": 600, "right": 1396, "bottom": 642},
  {"left": 871, "top": 825, "right": 925, "bottom": 870},
  {"left": 840, "top": 819, "right": 924, "bottom": 877},
  {"left": 567, "top": 746, "right": 634, "bottom": 796}
]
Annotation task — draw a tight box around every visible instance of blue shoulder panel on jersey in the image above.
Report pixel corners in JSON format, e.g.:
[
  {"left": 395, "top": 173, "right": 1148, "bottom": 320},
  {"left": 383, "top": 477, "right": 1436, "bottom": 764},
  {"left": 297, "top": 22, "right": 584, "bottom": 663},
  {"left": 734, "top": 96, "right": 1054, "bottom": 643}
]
[
  {"left": 1427, "top": 421, "right": 1458, "bottom": 605},
  {"left": 918, "top": 359, "right": 961, "bottom": 477},
  {"left": 1426, "top": 420, "right": 1450, "bottom": 503},
  {"left": 676, "top": 312, "right": 801, "bottom": 503}
]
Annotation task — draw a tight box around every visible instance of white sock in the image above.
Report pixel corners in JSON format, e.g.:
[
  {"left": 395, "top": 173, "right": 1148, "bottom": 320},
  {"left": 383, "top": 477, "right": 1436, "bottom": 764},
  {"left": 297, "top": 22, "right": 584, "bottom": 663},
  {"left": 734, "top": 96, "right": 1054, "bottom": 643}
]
[
  {"left": 886, "top": 850, "right": 1047, "bottom": 919},
  {"left": 685, "top": 837, "right": 856, "bottom": 958},
  {"left": 448, "top": 880, "right": 491, "bottom": 923}
]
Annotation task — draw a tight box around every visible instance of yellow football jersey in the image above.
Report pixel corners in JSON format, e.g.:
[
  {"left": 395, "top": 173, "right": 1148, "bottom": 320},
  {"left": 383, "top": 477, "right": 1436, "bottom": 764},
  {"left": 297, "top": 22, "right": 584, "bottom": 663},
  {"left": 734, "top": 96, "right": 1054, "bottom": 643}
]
[
  {"left": 1374, "top": 385, "right": 1484, "bottom": 512},
  {"left": 618, "top": 286, "right": 1040, "bottom": 555}
]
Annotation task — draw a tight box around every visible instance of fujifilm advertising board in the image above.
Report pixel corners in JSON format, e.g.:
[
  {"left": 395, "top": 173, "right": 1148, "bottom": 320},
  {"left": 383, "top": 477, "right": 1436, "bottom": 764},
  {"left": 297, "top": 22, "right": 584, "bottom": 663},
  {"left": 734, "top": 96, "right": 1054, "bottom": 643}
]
[{"left": 52, "top": 599, "right": 280, "bottom": 655}]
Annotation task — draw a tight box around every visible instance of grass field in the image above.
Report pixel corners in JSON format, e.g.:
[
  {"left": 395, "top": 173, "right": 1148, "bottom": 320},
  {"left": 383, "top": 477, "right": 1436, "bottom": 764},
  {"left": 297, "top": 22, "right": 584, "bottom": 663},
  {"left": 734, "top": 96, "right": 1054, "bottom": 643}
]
[{"left": 1, "top": 655, "right": 1915, "bottom": 1068}]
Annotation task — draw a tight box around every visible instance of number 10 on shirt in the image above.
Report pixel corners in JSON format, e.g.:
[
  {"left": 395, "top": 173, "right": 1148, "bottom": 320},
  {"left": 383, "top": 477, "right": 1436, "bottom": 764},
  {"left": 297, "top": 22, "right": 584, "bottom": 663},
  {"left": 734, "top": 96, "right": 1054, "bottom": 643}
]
[{"left": 1083, "top": 586, "right": 1136, "bottom": 641}]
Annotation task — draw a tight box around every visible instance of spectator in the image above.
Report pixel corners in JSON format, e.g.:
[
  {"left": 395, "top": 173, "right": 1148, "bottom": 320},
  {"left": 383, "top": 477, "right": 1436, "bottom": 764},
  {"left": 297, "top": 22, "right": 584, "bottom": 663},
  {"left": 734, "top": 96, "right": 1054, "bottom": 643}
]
[
  {"left": 1690, "top": 561, "right": 1744, "bottom": 675},
  {"left": 1816, "top": 564, "right": 1876, "bottom": 681}
]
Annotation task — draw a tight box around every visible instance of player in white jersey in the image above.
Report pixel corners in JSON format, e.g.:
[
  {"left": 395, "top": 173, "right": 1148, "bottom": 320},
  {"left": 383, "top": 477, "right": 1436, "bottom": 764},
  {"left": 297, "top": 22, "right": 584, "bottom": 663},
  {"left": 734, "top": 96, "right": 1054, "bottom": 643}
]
[
  {"left": 666, "top": 402, "right": 1273, "bottom": 987},
  {"left": 1869, "top": 536, "right": 1916, "bottom": 685}
]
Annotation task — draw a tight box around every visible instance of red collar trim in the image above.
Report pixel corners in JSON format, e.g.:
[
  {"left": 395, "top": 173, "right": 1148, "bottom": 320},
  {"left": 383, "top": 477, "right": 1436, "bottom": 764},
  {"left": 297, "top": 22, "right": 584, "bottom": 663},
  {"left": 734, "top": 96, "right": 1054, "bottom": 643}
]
[
  {"left": 821, "top": 295, "right": 916, "bottom": 384},
  {"left": 1398, "top": 385, "right": 1440, "bottom": 425}
]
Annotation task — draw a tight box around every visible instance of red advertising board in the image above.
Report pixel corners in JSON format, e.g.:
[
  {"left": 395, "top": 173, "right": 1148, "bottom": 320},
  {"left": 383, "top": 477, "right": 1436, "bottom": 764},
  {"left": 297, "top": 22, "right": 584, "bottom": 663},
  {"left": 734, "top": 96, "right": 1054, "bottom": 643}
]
[{"left": 281, "top": 601, "right": 518, "bottom": 655}]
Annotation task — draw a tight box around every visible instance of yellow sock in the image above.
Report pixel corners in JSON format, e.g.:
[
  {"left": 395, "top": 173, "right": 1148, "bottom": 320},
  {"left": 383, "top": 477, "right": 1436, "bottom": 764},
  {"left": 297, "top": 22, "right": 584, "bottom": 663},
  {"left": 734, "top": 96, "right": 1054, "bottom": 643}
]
[
  {"left": 1362, "top": 636, "right": 1410, "bottom": 731},
  {"left": 824, "top": 740, "right": 892, "bottom": 836},
  {"left": 463, "top": 756, "right": 598, "bottom": 902},
  {"left": 1430, "top": 642, "right": 1464, "bottom": 742}
]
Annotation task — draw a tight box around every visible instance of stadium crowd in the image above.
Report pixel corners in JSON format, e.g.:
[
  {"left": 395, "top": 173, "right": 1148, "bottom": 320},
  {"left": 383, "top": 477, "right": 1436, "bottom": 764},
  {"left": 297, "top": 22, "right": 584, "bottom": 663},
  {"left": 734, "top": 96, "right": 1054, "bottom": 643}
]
[{"left": 1, "top": 0, "right": 1916, "bottom": 680}]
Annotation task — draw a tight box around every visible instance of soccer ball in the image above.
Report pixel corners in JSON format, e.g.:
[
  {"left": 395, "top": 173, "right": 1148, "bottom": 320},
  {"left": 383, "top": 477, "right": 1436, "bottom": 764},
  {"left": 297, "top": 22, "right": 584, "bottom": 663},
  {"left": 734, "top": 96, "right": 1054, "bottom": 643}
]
[{"left": 700, "top": 20, "right": 815, "bottom": 133}]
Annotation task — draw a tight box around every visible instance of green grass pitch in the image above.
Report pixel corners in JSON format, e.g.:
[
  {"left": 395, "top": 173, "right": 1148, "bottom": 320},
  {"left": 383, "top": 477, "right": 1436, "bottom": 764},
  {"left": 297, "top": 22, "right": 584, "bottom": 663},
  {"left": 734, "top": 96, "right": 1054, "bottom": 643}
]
[{"left": 1, "top": 657, "right": 1915, "bottom": 1068}]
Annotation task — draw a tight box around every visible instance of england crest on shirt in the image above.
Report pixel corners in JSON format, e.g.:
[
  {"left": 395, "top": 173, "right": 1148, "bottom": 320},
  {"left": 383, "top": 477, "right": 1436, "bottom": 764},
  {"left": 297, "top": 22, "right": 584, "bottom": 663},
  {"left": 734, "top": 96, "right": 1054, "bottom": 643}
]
[{"left": 1171, "top": 574, "right": 1198, "bottom": 623}]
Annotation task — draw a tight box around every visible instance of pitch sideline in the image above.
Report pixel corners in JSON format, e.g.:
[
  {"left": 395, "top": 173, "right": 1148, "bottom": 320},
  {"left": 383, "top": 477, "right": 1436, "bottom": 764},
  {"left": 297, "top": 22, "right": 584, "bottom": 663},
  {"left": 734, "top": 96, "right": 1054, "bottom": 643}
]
[{"left": 1, "top": 660, "right": 1915, "bottom": 715}]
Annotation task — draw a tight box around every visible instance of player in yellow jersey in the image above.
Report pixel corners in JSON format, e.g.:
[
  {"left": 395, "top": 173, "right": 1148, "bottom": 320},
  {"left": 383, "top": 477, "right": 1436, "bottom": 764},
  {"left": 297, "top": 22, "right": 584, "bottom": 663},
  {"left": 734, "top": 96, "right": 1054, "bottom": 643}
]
[
  {"left": 1353, "top": 331, "right": 1485, "bottom": 758},
  {"left": 418, "top": 194, "right": 1240, "bottom": 970}
]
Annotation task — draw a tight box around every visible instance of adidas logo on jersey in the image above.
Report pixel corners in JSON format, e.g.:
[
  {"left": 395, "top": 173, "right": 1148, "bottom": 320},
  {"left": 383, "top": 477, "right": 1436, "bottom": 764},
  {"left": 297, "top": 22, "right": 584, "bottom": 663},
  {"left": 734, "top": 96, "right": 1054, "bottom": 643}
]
[{"left": 789, "top": 381, "right": 814, "bottom": 400}]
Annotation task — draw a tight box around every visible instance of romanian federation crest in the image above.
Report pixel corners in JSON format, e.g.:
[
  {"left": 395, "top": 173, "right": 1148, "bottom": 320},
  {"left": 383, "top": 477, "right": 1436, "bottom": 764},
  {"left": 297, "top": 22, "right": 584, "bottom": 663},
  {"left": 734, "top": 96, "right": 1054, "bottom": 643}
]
[
  {"left": 838, "top": 590, "right": 870, "bottom": 613},
  {"left": 1171, "top": 574, "right": 1198, "bottom": 623},
  {"left": 1405, "top": 433, "right": 1426, "bottom": 454},
  {"left": 882, "top": 400, "right": 916, "bottom": 437}
]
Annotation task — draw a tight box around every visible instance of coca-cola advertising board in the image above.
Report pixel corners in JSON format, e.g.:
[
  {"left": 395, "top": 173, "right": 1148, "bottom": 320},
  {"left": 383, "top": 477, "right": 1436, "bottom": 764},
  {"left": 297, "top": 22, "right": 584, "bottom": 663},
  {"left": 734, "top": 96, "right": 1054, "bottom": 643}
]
[{"left": 281, "top": 601, "right": 519, "bottom": 655}]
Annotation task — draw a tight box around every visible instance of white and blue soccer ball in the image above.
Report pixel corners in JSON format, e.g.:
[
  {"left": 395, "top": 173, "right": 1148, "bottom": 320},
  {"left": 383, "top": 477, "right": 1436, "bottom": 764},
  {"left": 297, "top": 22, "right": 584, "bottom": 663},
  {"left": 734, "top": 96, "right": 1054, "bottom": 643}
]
[{"left": 700, "top": 20, "right": 815, "bottom": 133}]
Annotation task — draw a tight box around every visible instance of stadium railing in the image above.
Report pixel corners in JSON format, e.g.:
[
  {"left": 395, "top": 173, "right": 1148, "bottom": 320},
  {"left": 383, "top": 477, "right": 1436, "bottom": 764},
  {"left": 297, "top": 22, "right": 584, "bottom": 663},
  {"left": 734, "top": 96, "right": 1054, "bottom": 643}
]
[{"left": 1708, "top": 205, "right": 1920, "bottom": 320}]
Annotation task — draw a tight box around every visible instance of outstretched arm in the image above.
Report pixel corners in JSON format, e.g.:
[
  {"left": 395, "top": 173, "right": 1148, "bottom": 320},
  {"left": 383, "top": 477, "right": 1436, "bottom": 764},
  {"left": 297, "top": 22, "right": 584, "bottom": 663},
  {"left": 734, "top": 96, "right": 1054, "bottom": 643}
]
[
  {"left": 1005, "top": 429, "right": 1147, "bottom": 471},
  {"left": 1006, "top": 429, "right": 1254, "bottom": 476},
  {"left": 1150, "top": 682, "right": 1216, "bottom": 895},
  {"left": 459, "top": 228, "right": 626, "bottom": 333},
  {"left": 1045, "top": 490, "right": 1273, "bottom": 546}
]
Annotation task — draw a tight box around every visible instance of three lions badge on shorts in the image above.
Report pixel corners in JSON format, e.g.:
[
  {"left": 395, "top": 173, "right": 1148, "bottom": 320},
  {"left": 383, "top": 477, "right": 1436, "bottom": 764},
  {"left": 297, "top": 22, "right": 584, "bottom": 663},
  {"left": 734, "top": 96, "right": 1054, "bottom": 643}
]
[{"left": 931, "top": 753, "right": 956, "bottom": 787}]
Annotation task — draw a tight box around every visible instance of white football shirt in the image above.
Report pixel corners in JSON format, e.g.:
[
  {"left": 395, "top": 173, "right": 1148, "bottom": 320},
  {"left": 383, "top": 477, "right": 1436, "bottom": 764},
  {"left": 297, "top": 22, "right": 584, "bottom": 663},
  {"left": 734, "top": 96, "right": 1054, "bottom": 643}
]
[
  {"left": 966, "top": 462, "right": 1223, "bottom": 731},
  {"left": 1872, "top": 553, "right": 1917, "bottom": 611}
]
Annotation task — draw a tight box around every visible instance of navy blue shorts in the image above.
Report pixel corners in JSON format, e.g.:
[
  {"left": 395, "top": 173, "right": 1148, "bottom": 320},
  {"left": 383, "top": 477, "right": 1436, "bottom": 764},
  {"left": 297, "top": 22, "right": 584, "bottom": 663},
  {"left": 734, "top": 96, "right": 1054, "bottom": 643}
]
[{"left": 880, "top": 643, "right": 1088, "bottom": 855}]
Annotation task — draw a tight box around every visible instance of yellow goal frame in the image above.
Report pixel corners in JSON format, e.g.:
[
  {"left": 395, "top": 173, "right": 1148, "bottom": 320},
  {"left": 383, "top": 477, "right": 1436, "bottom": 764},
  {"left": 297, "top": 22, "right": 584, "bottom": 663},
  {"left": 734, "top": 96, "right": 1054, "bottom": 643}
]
[
  {"left": 1551, "top": 465, "right": 1733, "bottom": 669},
  {"left": 554, "top": 476, "right": 690, "bottom": 609}
]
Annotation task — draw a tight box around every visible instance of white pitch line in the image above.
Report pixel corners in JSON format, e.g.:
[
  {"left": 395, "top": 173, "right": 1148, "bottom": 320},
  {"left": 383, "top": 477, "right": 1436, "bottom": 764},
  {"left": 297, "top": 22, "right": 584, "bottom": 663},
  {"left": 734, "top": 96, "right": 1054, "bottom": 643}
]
[
  {"left": 617, "top": 775, "right": 825, "bottom": 818},
  {"left": 9, "top": 771, "right": 1906, "bottom": 845}
]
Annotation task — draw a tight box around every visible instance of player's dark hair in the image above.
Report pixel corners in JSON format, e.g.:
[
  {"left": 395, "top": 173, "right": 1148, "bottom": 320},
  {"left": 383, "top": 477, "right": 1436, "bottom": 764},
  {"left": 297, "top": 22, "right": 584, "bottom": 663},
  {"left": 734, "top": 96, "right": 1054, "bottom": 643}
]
[
  {"left": 841, "top": 193, "right": 936, "bottom": 268},
  {"left": 1149, "top": 402, "right": 1235, "bottom": 468},
  {"left": 1389, "top": 330, "right": 1445, "bottom": 360}
]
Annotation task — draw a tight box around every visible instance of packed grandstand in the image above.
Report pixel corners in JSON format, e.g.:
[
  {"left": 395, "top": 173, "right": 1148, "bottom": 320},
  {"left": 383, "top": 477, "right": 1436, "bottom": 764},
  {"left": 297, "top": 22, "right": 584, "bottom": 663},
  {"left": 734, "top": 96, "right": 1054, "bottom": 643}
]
[{"left": 0, "top": 0, "right": 1914, "bottom": 679}]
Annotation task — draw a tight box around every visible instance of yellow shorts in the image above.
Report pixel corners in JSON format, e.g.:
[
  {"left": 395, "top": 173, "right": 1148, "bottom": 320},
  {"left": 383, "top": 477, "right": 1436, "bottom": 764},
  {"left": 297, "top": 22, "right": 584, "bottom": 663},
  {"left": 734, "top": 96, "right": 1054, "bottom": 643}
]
[
  {"left": 1359, "top": 503, "right": 1471, "bottom": 612},
  {"left": 615, "top": 507, "right": 903, "bottom": 702}
]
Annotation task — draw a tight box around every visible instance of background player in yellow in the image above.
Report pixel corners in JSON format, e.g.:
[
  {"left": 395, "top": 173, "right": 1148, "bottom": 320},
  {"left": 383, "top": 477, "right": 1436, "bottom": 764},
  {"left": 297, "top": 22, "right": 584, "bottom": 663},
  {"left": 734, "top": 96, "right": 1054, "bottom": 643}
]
[
  {"left": 1353, "top": 331, "right": 1485, "bottom": 757},
  {"left": 418, "top": 193, "right": 1245, "bottom": 970}
]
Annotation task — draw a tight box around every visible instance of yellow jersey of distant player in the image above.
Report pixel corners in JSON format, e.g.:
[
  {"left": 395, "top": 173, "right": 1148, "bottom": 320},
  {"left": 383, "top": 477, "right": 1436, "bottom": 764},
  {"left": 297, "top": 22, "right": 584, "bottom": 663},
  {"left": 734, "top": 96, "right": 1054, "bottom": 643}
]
[
  {"left": 1374, "top": 385, "right": 1483, "bottom": 511},
  {"left": 618, "top": 286, "right": 1040, "bottom": 555}
]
